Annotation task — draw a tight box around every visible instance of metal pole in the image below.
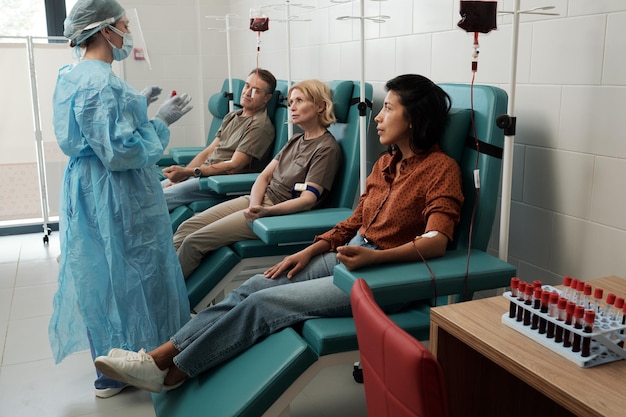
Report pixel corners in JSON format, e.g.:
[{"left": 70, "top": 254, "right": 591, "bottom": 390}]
[
  {"left": 286, "top": 1, "right": 294, "bottom": 138},
  {"left": 498, "top": 0, "right": 521, "bottom": 261},
  {"left": 359, "top": 0, "right": 367, "bottom": 194},
  {"left": 225, "top": 14, "right": 234, "bottom": 112},
  {"left": 26, "top": 36, "right": 51, "bottom": 242}
]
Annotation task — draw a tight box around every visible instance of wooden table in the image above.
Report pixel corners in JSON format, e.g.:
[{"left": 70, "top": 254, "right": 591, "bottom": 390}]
[{"left": 430, "top": 275, "right": 626, "bottom": 417}]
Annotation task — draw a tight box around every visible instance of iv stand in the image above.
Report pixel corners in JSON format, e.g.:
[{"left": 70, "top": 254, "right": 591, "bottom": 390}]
[
  {"left": 335, "top": 0, "right": 389, "bottom": 194},
  {"left": 207, "top": 14, "right": 242, "bottom": 112},
  {"left": 497, "top": 2, "right": 557, "bottom": 261}
]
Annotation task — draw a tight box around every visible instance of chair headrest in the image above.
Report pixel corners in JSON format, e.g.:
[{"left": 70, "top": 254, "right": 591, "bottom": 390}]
[
  {"left": 439, "top": 108, "right": 472, "bottom": 165},
  {"left": 207, "top": 92, "right": 230, "bottom": 118},
  {"left": 327, "top": 80, "right": 354, "bottom": 123}
]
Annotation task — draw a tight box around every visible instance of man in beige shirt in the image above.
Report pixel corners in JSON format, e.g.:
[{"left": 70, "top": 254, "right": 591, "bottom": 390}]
[{"left": 162, "top": 69, "right": 276, "bottom": 211}]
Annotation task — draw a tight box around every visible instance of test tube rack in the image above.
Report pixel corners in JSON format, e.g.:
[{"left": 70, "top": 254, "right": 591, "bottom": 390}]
[{"left": 501, "top": 291, "right": 626, "bottom": 368}]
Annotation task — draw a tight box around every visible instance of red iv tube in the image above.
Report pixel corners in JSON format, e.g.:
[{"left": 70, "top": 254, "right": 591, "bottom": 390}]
[
  {"left": 555, "top": 297, "right": 567, "bottom": 343},
  {"left": 581, "top": 309, "right": 595, "bottom": 357},
  {"left": 523, "top": 285, "right": 533, "bottom": 326},
  {"left": 509, "top": 277, "right": 520, "bottom": 318},
  {"left": 547, "top": 292, "right": 559, "bottom": 338},
  {"left": 516, "top": 281, "right": 527, "bottom": 322},
  {"left": 538, "top": 290, "right": 550, "bottom": 334},
  {"left": 572, "top": 305, "right": 585, "bottom": 353},
  {"left": 563, "top": 301, "right": 576, "bottom": 347},
  {"left": 531, "top": 287, "right": 542, "bottom": 330}
]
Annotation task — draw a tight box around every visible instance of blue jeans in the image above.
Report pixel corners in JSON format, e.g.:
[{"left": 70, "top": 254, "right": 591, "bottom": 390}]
[
  {"left": 171, "top": 234, "right": 376, "bottom": 377},
  {"left": 88, "top": 330, "right": 126, "bottom": 389},
  {"left": 161, "top": 178, "right": 229, "bottom": 211}
]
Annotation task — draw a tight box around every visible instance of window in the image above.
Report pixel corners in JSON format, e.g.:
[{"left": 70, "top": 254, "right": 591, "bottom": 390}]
[{"left": 0, "top": 0, "right": 77, "bottom": 37}]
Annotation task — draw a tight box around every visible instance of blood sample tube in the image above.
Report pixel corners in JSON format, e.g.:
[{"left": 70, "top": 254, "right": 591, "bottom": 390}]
[
  {"left": 555, "top": 297, "right": 567, "bottom": 343},
  {"left": 516, "top": 281, "right": 526, "bottom": 322},
  {"left": 613, "top": 297, "right": 624, "bottom": 323},
  {"left": 509, "top": 277, "right": 520, "bottom": 318},
  {"left": 523, "top": 285, "right": 533, "bottom": 326},
  {"left": 569, "top": 278, "right": 579, "bottom": 303},
  {"left": 538, "top": 290, "right": 550, "bottom": 334},
  {"left": 603, "top": 293, "right": 616, "bottom": 318},
  {"left": 575, "top": 280, "right": 585, "bottom": 305},
  {"left": 562, "top": 276, "right": 572, "bottom": 299},
  {"left": 582, "top": 284, "right": 592, "bottom": 309},
  {"left": 592, "top": 288, "right": 604, "bottom": 313},
  {"left": 547, "top": 292, "right": 559, "bottom": 338},
  {"left": 571, "top": 305, "right": 585, "bottom": 353},
  {"left": 531, "top": 287, "right": 542, "bottom": 330},
  {"left": 563, "top": 301, "right": 576, "bottom": 348},
  {"left": 581, "top": 310, "right": 595, "bottom": 358}
]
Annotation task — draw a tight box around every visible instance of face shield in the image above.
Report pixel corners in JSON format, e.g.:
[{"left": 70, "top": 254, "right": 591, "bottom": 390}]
[{"left": 124, "top": 8, "right": 152, "bottom": 70}]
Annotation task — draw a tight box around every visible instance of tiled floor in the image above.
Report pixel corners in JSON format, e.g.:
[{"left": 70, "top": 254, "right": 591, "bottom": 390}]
[{"left": 0, "top": 232, "right": 368, "bottom": 417}]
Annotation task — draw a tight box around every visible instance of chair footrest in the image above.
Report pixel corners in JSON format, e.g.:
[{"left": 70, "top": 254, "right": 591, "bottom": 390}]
[
  {"left": 152, "top": 328, "right": 318, "bottom": 417},
  {"left": 186, "top": 247, "right": 241, "bottom": 307}
]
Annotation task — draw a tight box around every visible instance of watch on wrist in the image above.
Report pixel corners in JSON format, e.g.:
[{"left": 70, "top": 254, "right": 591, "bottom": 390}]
[{"left": 193, "top": 167, "right": 202, "bottom": 178}]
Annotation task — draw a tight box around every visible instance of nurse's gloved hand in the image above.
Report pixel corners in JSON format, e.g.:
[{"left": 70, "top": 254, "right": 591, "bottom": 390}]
[
  {"left": 154, "top": 93, "right": 193, "bottom": 126},
  {"left": 141, "top": 85, "right": 162, "bottom": 106}
]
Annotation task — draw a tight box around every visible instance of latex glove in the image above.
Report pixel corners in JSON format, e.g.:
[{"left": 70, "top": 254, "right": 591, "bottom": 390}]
[
  {"left": 154, "top": 93, "right": 193, "bottom": 126},
  {"left": 141, "top": 85, "right": 162, "bottom": 106}
]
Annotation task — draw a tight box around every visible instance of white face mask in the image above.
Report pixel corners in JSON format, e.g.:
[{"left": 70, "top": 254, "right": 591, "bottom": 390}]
[{"left": 106, "top": 25, "right": 133, "bottom": 61}]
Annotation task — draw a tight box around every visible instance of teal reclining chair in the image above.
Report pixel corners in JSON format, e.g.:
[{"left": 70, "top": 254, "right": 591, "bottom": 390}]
[
  {"left": 185, "top": 80, "right": 370, "bottom": 310},
  {"left": 152, "top": 83, "right": 516, "bottom": 417},
  {"left": 169, "top": 80, "right": 290, "bottom": 232},
  {"left": 158, "top": 78, "right": 245, "bottom": 167}
]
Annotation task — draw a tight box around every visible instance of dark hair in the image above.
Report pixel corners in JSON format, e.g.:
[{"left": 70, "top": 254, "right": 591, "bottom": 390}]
[
  {"left": 385, "top": 74, "right": 451, "bottom": 153},
  {"left": 250, "top": 68, "right": 277, "bottom": 95}
]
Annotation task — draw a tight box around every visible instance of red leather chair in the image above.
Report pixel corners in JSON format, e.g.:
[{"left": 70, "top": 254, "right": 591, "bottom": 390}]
[{"left": 350, "top": 278, "right": 449, "bottom": 417}]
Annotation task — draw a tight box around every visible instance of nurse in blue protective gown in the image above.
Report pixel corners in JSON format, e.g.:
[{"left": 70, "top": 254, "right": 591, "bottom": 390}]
[{"left": 48, "top": 0, "right": 193, "bottom": 398}]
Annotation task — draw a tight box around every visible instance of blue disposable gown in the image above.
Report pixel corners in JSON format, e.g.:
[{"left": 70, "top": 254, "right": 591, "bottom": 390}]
[{"left": 49, "top": 60, "right": 190, "bottom": 363}]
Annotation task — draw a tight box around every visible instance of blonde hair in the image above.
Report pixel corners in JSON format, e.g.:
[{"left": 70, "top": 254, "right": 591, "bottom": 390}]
[{"left": 288, "top": 80, "right": 336, "bottom": 128}]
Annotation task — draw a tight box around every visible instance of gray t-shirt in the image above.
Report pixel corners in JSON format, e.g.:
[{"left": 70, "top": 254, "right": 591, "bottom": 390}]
[
  {"left": 265, "top": 131, "right": 342, "bottom": 205},
  {"left": 205, "top": 109, "right": 275, "bottom": 173}
]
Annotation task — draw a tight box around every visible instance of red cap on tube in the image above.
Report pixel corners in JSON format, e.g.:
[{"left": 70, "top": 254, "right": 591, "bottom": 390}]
[
  {"left": 606, "top": 293, "right": 616, "bottom": 306},
  {"left": 533, "top": 280, "right": 542, "bottom": 289},
  {"left": 583, "top": 284, "right": 592, "bottom": 296},
  {"left": 574, "top": 305, "right": 585, "bottom": 319},
  {"left": 510, "top": 277, "right": 519, "bottom": 289},
  {"left": 549, "top": 292, "right": 559, "bottom": 304},
  {"left": 577, "top": 281, "right": 585, "bottom": 292},
  {"left": 584, "top": 309, "right": 596, "bottom": 324},
  {"left": 562, "top": 276, "right": 572, "bottom": 287},
  {"left": 570, "top": 278, "right": 579, "bottom": 289},
  {"left": 541, "top": 290, "right": 550, "bottom": 305},
  {"left": 558, "top": 297, "right": 567, "bottom": 309},
  {"left": 594, "top": 288, "right": 603, "bottom": 300},
  {"left": 534, "top": 287, "right": 542, "bottom": 300},
  {"left": 566, "top": 302, "right": 576, "bottom": 316},
  {"left": 615, "top": 297, "right": 624, "bottom": 309}
]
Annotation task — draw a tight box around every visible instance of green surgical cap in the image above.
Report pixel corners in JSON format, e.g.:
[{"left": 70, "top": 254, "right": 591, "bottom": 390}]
[{"left": 64, "top": 0, "right": 125, "bottom": 44}]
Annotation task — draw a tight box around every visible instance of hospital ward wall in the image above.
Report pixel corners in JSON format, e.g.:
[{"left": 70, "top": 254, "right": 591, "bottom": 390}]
[
  {"left": 220, "top": 0, "right": 626, "bottom": 286},
  {"left": 3, "top": 0, "right": 626, "bottom": 290}
]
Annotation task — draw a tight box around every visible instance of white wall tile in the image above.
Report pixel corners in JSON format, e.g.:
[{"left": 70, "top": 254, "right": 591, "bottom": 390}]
[
  {"left": 318, "top": 43, "right": 342, "bottom": 81},
  {"left": 530, "top": 15, "right": 606, "bottom": 85},
  {"left": 394, "top": 34, "right": 432, "bottom": 77},
  {"left": 291, "top": 46, "right": 321, "bottom": 81},
  {"left": 328, "top": 2, "right": 355, "bottom": 43},
  {"left": 379, "top": 0, "right": 413, "bottom": 38},
  {"left": 550, "top": 215, "right": 626, "bottom": 279},
  {"left": 508, "top": 201, "right": 554, "bottom": 268},
  {"left": 364, "top": 37, "right": 396, "bottom": 82},
  {"left": 559, "top": 86, "right": 626, "bottom": 158},
  {"left": 568, "top": 0, "right": 626, "bottom": 16},
  {"left": 603, "top": 12, "right": 626, "bottom": 86},
  {"left": 515, "top": 85, "right": 561, "bottom": 148},
  {"left": 590, "top": 156, "right": 626, "bottom": 230},
  {"left": 413, "top": 0, "right": 454, "bottom": 34},
  {"left": 511, "top": 142, "right": 525, "bottom": 203},
  {"left": 516, "top": 261, "right": 562, "bottom": 286},
  {"left": 523, "top": 147, "right": 594, "bottom": 218}
]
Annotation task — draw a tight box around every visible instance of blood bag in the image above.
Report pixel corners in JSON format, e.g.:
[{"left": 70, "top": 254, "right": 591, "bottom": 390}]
[
  {"left": 250, "top": 8, "right": 269, "bottom": 32},
  {"left": 457, "top": 0, "right": 498, "bottom": 33}
]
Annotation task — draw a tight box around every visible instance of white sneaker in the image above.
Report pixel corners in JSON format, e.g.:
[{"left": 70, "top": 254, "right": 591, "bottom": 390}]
[{"left": 95, "top": 349, "right": 167, "bottom": 393}]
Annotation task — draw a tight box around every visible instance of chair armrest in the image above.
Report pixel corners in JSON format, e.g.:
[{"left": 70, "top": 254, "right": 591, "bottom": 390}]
[
  {"left": 251, "top": 208, "right": 353, "bottom": 245},
  {"left": 170, "top": 147, "right": 205, "bottom": 165},
  {"left": 199, "top": 173, "right": 260, "bottom": 194},
  {"left": 333, "top": 249, "right": 516, "bottom": 305}
]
